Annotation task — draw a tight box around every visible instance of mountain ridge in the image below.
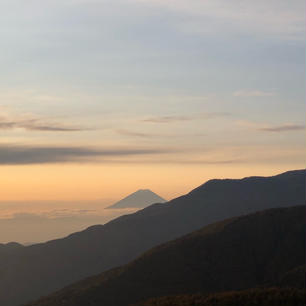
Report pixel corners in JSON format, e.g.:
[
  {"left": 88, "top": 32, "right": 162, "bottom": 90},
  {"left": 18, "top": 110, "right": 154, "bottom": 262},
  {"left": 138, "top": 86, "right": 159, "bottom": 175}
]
[
  {"left": 1, "top": 169, "right": 305, "bottom": 306},
  {"left": 26, "top": 205, "right": 306, "bottom": 306}
]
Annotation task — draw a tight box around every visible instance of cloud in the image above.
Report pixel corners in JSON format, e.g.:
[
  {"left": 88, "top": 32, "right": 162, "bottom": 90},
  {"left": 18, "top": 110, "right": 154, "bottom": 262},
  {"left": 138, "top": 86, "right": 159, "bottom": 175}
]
[
  {"left": 142, "top": 112, "right": 229, "bottom": 123},
  {"left": 146, "top": 158, "right": 243, "bottom": 165},
  {"left": 237, "top": 120, "right": 305, "bottom": 133},
  {"left": 233, "top": 90, "right": 275, "bottom": 97},
  {"left": 0, "top": 144, "right": 171, "bottom": 165},
  {"left": 20, "top": 121, "right": 84, "bottom": 132},
  {"left": 115, "top": 129, "right": 157, "bottom": 138},
  {"left": 0, "top": 113, "right": 85, "bottom": 132},
  {"left": 42, "top": 209, "right": 97, "bottom": 219},
  {"left": 0, "top": 207, "right": 138, "bottom": 243},
  {"left": 0, "top": 143, "right": 245, "bottom": 166},
  {"left": 94, "top": 156, "right": 244, "bottom": 165},
  {"left": 257, "top": 124, "right": 305, "bottom": 132},
  {"left": 142, "top": 115, "right": 191, "bottom": 123}
]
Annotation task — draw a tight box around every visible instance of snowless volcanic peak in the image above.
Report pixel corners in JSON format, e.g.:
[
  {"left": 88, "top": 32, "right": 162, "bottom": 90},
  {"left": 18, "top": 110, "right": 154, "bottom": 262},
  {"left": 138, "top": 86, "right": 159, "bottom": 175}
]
[{"left": 106, "top": 189, "right": 166, "bottom": 209}]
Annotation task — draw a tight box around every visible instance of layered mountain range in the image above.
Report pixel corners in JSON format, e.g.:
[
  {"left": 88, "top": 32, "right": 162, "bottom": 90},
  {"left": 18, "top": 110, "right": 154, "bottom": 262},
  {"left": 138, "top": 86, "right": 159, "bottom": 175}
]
[
  {"left": 26, "top": 205, "right": 306, "bottom": 306},
  {"left": 0, "top": 169, "right": 305, "bottom": 306}
]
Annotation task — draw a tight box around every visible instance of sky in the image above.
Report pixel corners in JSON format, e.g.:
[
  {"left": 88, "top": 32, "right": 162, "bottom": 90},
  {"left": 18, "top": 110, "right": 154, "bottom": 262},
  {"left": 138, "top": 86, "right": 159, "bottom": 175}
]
[{"left": 0, "top": 0, "right": 305, "bottom": 242}]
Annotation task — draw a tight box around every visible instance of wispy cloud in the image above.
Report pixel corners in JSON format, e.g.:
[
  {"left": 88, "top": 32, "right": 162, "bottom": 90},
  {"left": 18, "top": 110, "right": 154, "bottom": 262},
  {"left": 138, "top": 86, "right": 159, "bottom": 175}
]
[
  {"left": 142, "top": 115, "right": 191, "bottom": 123},
  {"left": 0, "top": 108, "right": 87, "bottom": 132},
  {"left": 237, "top": 120, "right": 305, "bottom": 133},
  {"left": 257, "top": 124, "right": 305, "bottom": 132},
  {"left": 0, "top": 144, "right": 171, "bottom": 165},
  {"left": 233, "top": 90, "right": 275, "bottom": 97},
  {"left": 142, "top": 158, "right": 243, "bottom": 165},
  {"left": 142, "top": 112, "right": 229, "bottom": 123},
  {"left": 115, "top": 129, "right": 157, "bottom": 138}
]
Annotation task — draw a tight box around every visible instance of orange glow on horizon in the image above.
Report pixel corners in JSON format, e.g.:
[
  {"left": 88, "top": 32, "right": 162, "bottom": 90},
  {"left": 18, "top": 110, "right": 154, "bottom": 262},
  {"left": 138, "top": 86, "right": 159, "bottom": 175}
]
[{"left": 0, "top": 163, "right": 301, "bottom": 202}]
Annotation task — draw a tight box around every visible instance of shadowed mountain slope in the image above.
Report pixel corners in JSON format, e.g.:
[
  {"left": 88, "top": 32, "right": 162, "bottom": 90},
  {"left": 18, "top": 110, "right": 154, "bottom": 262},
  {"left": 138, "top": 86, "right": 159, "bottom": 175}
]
[
  {"left": 0, "top": 242, "right": 23, "bottom": 251},
  {"left": 136, "top": 288, "right": 306, "bottom": 306},
  {"left": 0, "top": 242, "right": 23, "bottom": 258},
  {"left": 106, "top": 189, "right": 166, "bottom": 209},
  {"left": 26, "top": 206, "right": 306, "bottom": 306},
  {"left": 0, "top": 169, "right": 305, "bottom": 306}
]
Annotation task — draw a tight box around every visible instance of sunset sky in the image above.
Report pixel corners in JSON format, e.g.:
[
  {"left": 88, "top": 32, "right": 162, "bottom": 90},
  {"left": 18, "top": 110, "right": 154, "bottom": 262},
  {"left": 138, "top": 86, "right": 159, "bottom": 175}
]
[{"left": 0, "top": 0, "right": 305, "bottom": 241}]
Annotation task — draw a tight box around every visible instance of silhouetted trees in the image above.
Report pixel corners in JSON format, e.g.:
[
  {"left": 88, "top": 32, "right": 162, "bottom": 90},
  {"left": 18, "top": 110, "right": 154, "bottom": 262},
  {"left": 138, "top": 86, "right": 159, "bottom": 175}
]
[{"left": 137, "top": 288, "right": 305, "bottom": 306}]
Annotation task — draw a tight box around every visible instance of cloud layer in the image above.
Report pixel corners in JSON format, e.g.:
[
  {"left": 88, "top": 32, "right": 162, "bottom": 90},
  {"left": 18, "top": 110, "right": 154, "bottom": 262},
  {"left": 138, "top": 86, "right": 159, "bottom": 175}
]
[
  {"left": 0, "top": 206, "right": 138, "bottom": 243},
  {"left": 237, "top": 121, "right": 305, "bottom": 133},
  {"left": 0, "top": 144, "right": 170, "bottom": 165},
  {"left": 257, "top": 124, "right": 305, "bottom": 132},
  {"left": 142, "top": 112, "right": 230, "bottom": 123},
  {"left": 0, "top": 109, "right": 85, "bottom": 132}
]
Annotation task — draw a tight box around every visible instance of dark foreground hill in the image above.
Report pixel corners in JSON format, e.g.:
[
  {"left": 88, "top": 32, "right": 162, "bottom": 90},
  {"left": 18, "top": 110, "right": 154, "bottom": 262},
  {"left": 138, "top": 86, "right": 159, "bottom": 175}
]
[
  {"left": 0, "top": 242, "right": 23, "bottom": 259},
  {"left": 0, "top": 242, "right": 23, "bottom": 252},
  {"left": 26, "top": 206, "right": 306, "bottom": 306},
  {"left": 137, "top": 288, "right": 306, "bottom": 306},
  {"left": 1, "top": 169, "right": 305, "bottom": 306}
]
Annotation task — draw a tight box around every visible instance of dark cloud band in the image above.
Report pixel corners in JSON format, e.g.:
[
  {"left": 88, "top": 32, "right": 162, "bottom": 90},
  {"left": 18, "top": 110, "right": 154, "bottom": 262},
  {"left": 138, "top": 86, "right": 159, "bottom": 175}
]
[{"left": 0, "top": 144, "right": 170, "bottom": 165}]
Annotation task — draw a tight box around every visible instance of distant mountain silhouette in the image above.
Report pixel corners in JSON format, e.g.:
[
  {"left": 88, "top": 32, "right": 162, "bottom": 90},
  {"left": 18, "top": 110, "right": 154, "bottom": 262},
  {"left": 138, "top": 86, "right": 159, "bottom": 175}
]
[
  {"left": 0, "top": 242, "right": 23, "bottom": 251},
  {"left": 0, "top": 242, "right": 24, "bottom": 266},
  {"left": 1, "top": 169, "right": 305, "bottom": 306},
  {"left": 0, "top": 242, "right": 23, "bottom": 257},
  {"left": 26, "top": 206, "right": 306, "bottom": 306},
  {"left": 106, "top": 189, "right": 166, "bottom": 209}
]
